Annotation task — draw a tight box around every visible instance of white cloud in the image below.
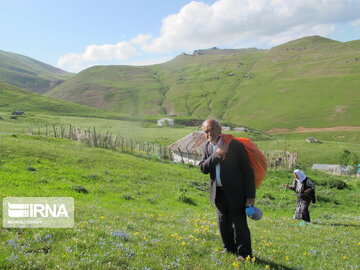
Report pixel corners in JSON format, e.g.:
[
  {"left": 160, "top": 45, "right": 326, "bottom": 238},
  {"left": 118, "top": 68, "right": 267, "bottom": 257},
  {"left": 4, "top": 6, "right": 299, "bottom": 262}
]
[
  {"left": 57, "top": 41, "right": 137, "bottom": 71},
  {"left": 350, "top": 19, "right": 360, "bottom": 26},
  {"left": 131, "top": 34, "right": 152, "bottom": 46},
  {"left": 58, "top": 0, "right": 360, "bottom": 72},
  {"left": 144, "top": 0, "right": 360, "bottom": 52}
]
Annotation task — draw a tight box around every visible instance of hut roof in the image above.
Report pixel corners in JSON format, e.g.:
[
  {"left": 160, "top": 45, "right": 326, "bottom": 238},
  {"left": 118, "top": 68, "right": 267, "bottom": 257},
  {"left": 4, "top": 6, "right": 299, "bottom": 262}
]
[
  {"left": 168, "top": 131, "right": 206, "bottom": 155},
  {"left": 311, "top": 164, "right": 353, "bottom": 173}
]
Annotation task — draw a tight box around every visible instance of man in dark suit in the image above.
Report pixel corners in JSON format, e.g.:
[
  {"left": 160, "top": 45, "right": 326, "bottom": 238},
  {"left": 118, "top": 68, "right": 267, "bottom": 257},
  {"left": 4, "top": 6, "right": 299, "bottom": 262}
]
[{"left": 199, "top": 119, "right": 255, "bottom": 259}]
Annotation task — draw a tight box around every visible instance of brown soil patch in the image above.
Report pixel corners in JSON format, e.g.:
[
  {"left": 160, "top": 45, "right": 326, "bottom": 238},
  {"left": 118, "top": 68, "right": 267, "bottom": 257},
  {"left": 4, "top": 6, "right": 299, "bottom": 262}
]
[
  {"left": 267, "top": 126, "right": 360, "bottom": 134},
  {"left": 267, "top": 128, "right": 291, "bottom": 133}
]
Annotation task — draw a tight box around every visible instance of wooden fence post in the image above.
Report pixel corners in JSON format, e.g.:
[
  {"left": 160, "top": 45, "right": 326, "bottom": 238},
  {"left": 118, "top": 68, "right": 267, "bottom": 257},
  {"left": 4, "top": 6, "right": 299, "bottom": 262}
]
[{"left": 53, "top": 125, "right": 57, "bottom": 138}]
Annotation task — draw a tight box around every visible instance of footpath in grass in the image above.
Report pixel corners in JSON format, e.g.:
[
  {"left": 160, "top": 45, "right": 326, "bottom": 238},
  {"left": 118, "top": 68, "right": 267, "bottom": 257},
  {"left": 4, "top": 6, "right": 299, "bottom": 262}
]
[{"left": 0, "top": 135, "right": 359, "bottom": 269}]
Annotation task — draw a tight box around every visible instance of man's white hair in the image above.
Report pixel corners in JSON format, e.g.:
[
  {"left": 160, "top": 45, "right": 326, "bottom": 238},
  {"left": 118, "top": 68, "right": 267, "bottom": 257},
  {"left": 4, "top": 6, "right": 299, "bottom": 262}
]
[{"left": 202, "top": 119, "right": 221, "bottom": 130}]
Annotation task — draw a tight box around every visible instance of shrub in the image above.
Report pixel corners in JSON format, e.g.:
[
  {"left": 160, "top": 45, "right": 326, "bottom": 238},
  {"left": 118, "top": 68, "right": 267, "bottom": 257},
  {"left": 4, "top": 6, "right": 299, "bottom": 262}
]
[
  {"left": 177, "top": 188, "right": 197, "bottom": 205},
  {"left": 262, "top": 193, "right": 276, "bottom": 200},
  {"left": 316, "top": 195, "right": 339, "bottom": 205},
  {"left": 317, "top": 179, "right": 350, "bottom": 190},
  {"left": 70, "top": 185, "right": 89, "bottom": 194}
]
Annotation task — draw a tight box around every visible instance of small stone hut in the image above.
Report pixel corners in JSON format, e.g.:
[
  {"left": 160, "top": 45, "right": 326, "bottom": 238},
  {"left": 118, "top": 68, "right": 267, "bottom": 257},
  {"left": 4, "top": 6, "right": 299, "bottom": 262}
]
[{"left": 168, "top": 131, "right": 206, "bottom": 165}]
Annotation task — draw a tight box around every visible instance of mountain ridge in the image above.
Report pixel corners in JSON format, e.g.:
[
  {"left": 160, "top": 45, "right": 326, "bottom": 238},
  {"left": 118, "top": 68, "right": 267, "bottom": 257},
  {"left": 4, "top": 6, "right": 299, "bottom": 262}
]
[
  {"left": 44, "top": 36, "right": 359, "bottom": 130},
  {"left": 0, "top": 49, "right": 73, "bottom": 93}
]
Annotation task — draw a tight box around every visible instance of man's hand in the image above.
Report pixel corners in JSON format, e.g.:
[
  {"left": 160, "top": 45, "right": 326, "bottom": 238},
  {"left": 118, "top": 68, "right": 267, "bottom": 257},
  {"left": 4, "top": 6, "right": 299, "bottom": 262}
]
[
  {"left": 246, "top": 198, "right": 255, "bottom": 207},
  {"left": 216, "top": 143, "right": 229, "bottom": 158}
]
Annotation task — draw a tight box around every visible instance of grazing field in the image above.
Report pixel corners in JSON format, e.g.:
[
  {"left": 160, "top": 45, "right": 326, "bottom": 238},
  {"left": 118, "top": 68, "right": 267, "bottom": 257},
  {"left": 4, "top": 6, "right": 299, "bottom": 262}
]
[
  {"left": 0, "top": 135, "right": 359, "bottom": 269},
  {"left": 1, "top": 113, "right": 359, "bottom": 164}
]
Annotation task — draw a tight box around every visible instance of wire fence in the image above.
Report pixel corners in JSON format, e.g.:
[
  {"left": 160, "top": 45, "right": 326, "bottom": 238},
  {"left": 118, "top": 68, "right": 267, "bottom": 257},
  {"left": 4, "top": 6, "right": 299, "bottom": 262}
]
[
  {"left": 26, "top": 125, "right": 173, "bottom": 160},
  {"left": 26, "top": 125, "right": 297, "bottom": 170}
]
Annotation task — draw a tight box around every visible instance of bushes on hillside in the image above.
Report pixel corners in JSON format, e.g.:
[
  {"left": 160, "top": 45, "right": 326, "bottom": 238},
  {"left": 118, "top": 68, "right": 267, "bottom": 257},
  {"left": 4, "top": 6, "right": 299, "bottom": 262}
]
[{"left": 316, "top": 179, "right": 350, "bottom": 190}]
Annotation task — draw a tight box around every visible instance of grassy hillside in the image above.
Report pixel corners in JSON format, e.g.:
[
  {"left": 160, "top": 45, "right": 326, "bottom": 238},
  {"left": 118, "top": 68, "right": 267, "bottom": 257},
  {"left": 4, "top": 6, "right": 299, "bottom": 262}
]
[
  {"left": 46, "top": 36, "right": 360, "bottom": 130},
  {"left": 0, "top": 49, "right": 73, "bottom": 93},
  {"left": 0, "top": 135, "right": 359, "bottom": 269},
  {"left": 44, "top": 65, "right": 167, "bottom": 114},
  {"left": 0, "top": 81, "right": 117, "bottom": 119}
]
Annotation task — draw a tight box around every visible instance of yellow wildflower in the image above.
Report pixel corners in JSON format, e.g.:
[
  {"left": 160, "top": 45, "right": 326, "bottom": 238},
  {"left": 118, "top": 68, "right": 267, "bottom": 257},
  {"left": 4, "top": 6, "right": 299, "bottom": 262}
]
[
  {"left": 181, "top": 241, "right": 187, "bottom": 246},
  {"left": 342, "top": 256, "right": 349, "bottom": 260},
  {"left": 265, "top": 265, "right": 270, "bottom": 268},
  {"left": 284, "top": 256, "right": 289, "bottom": 261},
  {"left": 232, "top": 261, "right": 240, "bottom": 268}
]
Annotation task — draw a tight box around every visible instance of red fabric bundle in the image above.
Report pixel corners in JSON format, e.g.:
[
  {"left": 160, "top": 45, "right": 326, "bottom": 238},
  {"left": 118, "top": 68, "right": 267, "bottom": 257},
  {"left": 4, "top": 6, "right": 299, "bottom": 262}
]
[{"left": 221, "top": 134, "right": 267, "bottom": 188}]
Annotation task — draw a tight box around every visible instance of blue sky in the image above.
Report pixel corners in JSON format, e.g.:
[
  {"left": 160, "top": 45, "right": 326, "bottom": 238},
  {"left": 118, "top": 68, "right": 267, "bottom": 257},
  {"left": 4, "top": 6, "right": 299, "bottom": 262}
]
[{"left": 1, "top": 0, "right": 359, "bottom": 72}]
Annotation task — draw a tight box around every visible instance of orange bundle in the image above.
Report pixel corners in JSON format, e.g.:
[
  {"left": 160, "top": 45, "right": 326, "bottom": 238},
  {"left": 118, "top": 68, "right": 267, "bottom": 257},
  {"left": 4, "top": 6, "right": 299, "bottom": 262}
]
[{"left": 221, "top": 134, "right": 267, "bottom": 188}]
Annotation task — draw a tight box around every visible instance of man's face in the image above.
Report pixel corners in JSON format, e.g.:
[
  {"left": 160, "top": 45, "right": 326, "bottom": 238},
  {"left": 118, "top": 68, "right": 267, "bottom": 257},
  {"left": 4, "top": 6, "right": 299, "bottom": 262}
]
[{"left": 203, "top": 122, "right": 221, "bottom": 144}]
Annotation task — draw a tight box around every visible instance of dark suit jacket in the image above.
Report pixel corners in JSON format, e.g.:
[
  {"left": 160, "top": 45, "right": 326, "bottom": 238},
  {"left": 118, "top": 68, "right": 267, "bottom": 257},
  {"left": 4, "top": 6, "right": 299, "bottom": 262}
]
[{"left": 199, "top": 138, "right": 255, "bottom": 209}]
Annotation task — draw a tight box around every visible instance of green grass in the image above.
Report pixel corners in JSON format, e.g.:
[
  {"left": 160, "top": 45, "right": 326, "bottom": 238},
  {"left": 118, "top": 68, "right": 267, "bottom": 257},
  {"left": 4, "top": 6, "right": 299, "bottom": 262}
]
[
  {"left": 0, "top": 82, "right": 110, "bottom": 117},
  {"left": 274, "top": 130, "right": 360, "bottom": 144},
  {"left": 2, "top": 112, "right": 359, "bottom": 164},
  {"left": 0, "top": 81, "right": 150, "bottom": 131},
  {"left": 0, "top": 113, "right": 197, "bottom": 146},
  {"left": 0, "top": 49, "right": 73, "bottom": 93},
  {"left": 256, "top": 138, "right": 360, "bottom": 167},
  {"left": 45, "top": 36, "right": 360, "bottom": 130},
  {"left": 0, "top": 135, "right": 359, "bottom": 269}
]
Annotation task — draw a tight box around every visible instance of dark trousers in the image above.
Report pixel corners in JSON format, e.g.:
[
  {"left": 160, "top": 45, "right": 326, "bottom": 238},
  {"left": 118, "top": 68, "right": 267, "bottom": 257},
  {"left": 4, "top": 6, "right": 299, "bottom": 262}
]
[{"left": 215, "top": 188, "right": 252, "bottom": 257}]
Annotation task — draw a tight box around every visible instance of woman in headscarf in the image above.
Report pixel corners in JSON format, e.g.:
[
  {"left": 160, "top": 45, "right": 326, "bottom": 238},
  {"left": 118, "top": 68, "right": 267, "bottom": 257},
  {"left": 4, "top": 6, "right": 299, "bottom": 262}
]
[{"left": 285, "top": 170, "right": 316, "bottom": 222}]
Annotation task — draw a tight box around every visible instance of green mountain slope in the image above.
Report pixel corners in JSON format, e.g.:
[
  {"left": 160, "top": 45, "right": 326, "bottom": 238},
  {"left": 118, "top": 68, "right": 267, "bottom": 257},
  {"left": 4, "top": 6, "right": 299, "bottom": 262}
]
[
  {"left": 45, "top": 65, "right": 167, "bottom": 115},
  {"left": 0, "top": 81, "right": 109, "bottom": 117},
  {"left": 45, "top": 36, "right": 360, "bottom": 130},
  {"left": 0, "top": 50, "right": 73, "bottom": 93}
]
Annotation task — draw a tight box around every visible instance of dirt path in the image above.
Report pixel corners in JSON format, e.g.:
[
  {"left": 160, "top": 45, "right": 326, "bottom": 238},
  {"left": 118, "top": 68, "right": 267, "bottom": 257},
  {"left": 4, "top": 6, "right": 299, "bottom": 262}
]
[{"left": 267, "top": 126, "right": 360, "bottom": 134}]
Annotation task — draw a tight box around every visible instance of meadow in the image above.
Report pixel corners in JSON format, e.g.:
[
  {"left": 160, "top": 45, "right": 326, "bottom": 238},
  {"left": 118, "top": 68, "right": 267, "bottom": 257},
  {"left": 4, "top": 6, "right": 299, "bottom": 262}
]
[
  {"left": 0, "top": 122, "right": 359, "bottom": 269},
  {"left": 1, "top": 35, "right": 359, "bottom": 269},
  {"left": 1, "top": 112, "right": 359, "bottom": 164}
]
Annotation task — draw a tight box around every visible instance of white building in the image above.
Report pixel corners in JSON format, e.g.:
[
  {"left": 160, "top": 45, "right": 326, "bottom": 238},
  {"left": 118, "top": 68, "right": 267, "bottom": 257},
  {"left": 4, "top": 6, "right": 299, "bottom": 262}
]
[
  {"left": 311, "top": 164, "right": 354, "bottom": 176},
  {"left": 157, "top": 118, "right": 174, "bottom": 127}
]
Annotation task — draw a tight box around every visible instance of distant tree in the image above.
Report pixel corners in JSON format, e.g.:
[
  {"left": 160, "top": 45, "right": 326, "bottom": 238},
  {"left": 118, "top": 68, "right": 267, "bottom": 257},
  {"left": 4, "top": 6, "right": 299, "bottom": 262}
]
[
  {"left": 339, "top": 149, "right": 351, "bottom": 167},
  {"left": 339, "top": 149, "right": 359, "bottom": 174},
  {"left": 350, "top": 152, "right": 359, "bottom": 174}
]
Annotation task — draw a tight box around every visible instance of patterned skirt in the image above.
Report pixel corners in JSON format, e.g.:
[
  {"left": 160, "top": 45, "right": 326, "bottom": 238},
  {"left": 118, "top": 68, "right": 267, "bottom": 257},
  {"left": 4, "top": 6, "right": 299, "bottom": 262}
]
[{"left": 294, "top": 198, "right": 310, "bottom": 222}]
